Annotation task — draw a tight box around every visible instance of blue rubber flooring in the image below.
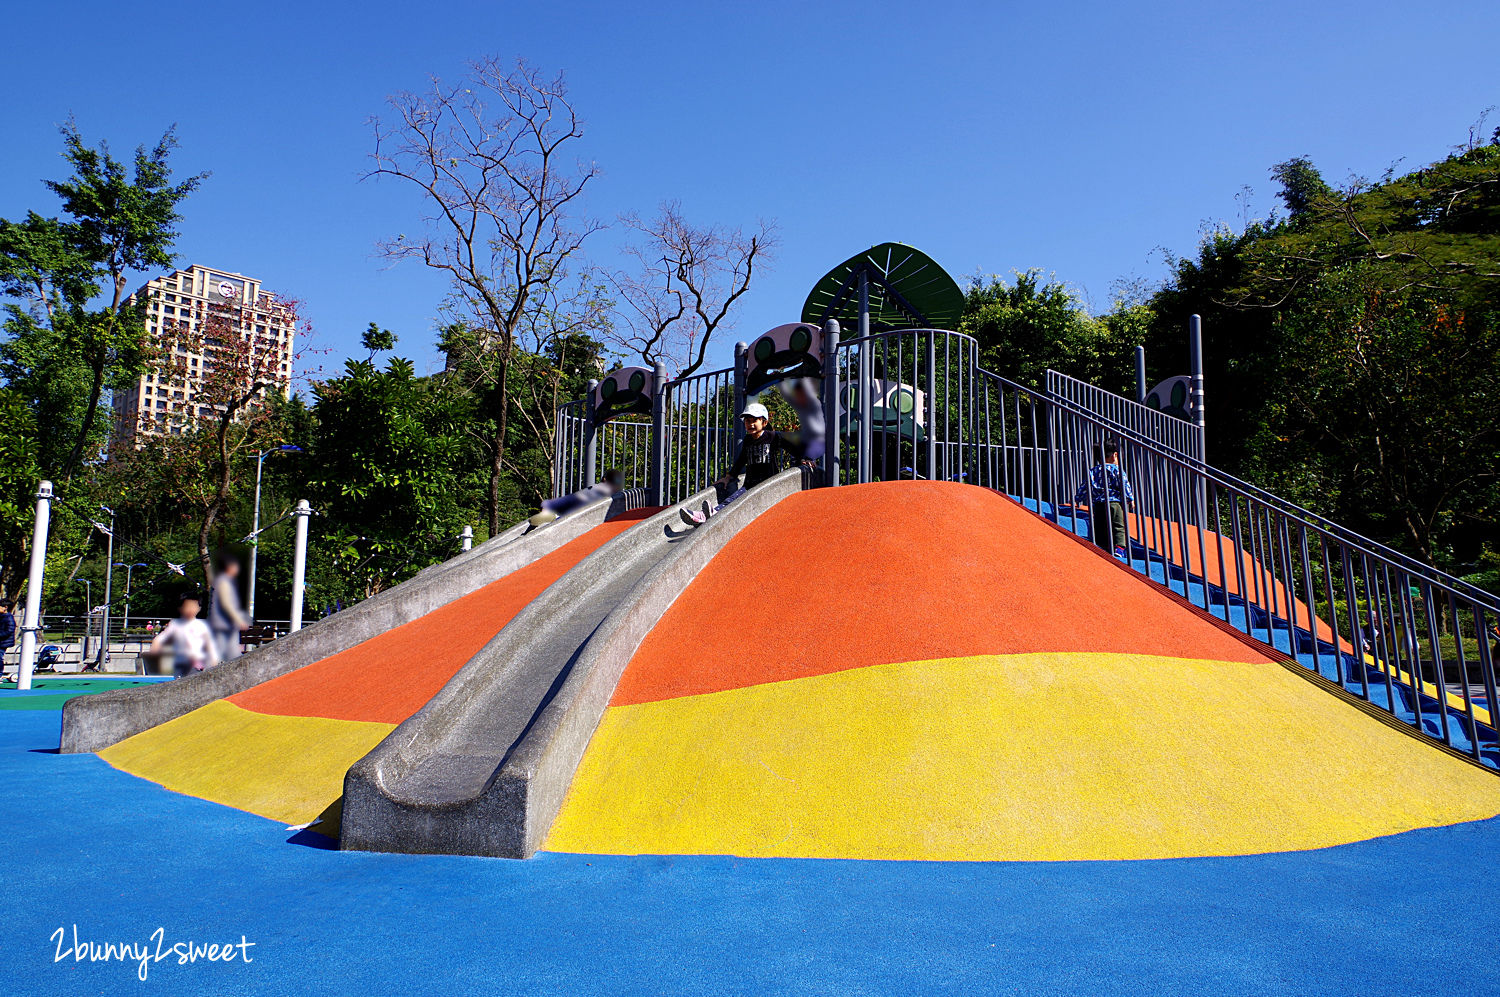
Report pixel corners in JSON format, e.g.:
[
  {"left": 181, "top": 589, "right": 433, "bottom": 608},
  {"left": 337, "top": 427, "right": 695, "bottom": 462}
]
[{"left": 4, "top": 701, "right": 1500, "bottom": 995}]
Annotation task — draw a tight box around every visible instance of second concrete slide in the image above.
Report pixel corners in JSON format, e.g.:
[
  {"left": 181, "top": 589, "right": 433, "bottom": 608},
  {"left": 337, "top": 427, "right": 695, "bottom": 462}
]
[{"left": 341, "top": 469, "right": 808, "bottom": 858}]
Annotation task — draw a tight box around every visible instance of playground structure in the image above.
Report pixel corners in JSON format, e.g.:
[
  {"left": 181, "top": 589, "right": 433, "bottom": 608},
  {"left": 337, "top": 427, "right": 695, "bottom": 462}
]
[{"left": 42, "top": 242, "right": 1500, "bottom": 863}]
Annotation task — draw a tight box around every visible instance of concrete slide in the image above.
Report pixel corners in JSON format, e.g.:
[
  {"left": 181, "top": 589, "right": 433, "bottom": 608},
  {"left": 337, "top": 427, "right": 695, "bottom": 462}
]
[
  {"left": 65, "top": 493, "right": 684, "bottom": 838},
  {"left": 62, "top": 494, "right": 632, "bottom": 755},
  {"left": 340, "top": 468, "right": 809, "bottom": 858}
]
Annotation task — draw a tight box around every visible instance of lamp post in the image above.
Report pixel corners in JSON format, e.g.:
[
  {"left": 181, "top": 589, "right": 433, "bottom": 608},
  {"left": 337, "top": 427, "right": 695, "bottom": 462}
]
[
  {"left": 249, "top": 444, "right": 303, "bottom": 620},
  {"left": 113, "top": 562, "right": 147, "bottom": 638},
  {"left": 77, "top": 578, "right": 92, "bottom": 666},
  {"left": 92, "top": 506, "right": 115, "bottom": 671}
]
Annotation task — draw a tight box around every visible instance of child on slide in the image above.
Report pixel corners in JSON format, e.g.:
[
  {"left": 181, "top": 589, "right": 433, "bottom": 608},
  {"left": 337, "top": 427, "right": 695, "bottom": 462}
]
[
  {"left": 529, "top": 469, "right": 623, "bottom": 527},
  {"left": 681, "top": 403, "right": 795, "bottom": 527}
]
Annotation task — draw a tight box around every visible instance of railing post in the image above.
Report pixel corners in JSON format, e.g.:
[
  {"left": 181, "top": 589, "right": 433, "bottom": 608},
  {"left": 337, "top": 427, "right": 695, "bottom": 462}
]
[
  {"left": 1188, "top": 314, "right": 1207, "bottom": 526},
  {"left": 583, "top": 379, "right": 599, "bottom": 489},
  {"left": 1134, "top": 345, "right": 1147, "bottom": 403},
  {"left": 460, "top": 526, "right": 473, "bottom": 552},
  {"left": 289, "top": 500, "right": 311, "bottom": 633},
  {"left": 16, "top": 480, "right": 53, "bottom": 691},
  {"left": 733, "top": 342, "right": 749, "bottom": 451},
  {"left": 925, "top": 333, "right": 938, "bottom": 481},
  {"left": 649, "top": 363, "right": 668, "bottom": 506},
  {"left": 822, "top": 321, "right": 840, "bottom": 487}
]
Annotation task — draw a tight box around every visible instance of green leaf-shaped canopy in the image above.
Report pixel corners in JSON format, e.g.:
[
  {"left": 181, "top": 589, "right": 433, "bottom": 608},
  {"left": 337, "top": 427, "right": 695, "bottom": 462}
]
[{"left": 801, "top": 243, "right": 964, "bottom": 333}]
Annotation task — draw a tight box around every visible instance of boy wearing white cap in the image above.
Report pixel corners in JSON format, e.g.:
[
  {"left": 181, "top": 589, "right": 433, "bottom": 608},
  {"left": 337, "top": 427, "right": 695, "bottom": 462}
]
[{"left": 681, "top": 402, "right": 794, "bottom": 526}]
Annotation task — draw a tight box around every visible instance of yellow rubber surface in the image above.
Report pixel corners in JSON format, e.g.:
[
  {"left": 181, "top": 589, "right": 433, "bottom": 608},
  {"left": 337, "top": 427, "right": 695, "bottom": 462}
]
[
  {"left": 100, "top": 700, "right": 394, "bottom": 827},
  {"left": 546, "top": 652, "right": 1500, "bottom": 861}
]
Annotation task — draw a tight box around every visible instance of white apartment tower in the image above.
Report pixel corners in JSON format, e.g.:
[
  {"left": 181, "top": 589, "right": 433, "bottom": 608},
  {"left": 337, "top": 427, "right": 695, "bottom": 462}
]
[{"left": 112, "top": 264, "right": 297, "bottom": 446}]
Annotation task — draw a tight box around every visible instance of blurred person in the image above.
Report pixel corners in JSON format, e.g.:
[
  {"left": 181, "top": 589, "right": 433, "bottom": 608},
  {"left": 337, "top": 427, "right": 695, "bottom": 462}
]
[{"left": 209, "top": 554, "right": 250, "bottom": 662}]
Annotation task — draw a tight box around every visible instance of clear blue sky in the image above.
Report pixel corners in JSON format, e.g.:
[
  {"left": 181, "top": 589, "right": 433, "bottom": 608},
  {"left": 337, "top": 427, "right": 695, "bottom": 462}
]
[{"left": 3, "top": 0, "right": 1496, "bottom": 382}]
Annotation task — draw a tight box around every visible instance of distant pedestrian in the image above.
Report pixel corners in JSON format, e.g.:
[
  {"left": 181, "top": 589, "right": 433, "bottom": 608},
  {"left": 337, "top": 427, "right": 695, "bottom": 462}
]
[
  {"left": 1074, "top": 442, "right": 1135, "bottom": 560},
  {"left": 0, "top": 599, "right": 16, "bottom": 682},
  {"left": 209, "top": 555, "right": 250, "bottom": 662},
  {"left": 150, "top": 595, "right": 219, "bottom": 677}
]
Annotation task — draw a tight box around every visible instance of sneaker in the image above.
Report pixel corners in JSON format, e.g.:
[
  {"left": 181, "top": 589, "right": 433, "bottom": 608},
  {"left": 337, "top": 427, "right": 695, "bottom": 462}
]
[
  {"left": 1114, "top": 546, "right": 1128, "bottom": 561},
  {"left": 679, "top": 507, "right": 705, "bottom": 527},
  {"left": 701, "top": 499, "right": 714, "bottom": 520}
]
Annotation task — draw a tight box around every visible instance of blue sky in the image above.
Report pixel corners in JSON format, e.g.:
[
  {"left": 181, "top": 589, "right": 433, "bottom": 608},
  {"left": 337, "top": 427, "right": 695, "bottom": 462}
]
[{"left": 2, "top": 0, "right": 1496, "bottom": 382}]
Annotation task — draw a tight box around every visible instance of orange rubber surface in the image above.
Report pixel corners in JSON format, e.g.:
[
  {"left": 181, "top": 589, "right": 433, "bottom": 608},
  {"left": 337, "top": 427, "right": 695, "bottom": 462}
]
[
  {"left": 232, "top": 508, "right": 659, "bottom": 724},
  {"left": 612, "top": 483, "right": 1271, "bottom": 707}
]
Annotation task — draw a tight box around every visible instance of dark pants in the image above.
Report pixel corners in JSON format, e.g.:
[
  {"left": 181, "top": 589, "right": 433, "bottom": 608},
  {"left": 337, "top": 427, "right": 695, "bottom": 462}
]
[{"left": 1091, "top": 501, "right": 1127, "bottom": 550}]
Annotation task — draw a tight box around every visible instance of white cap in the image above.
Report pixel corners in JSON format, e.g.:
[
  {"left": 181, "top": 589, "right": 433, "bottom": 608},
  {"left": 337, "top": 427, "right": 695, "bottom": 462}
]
[{"left": 739, "top": 402, "right": 769, "bottom": 420}]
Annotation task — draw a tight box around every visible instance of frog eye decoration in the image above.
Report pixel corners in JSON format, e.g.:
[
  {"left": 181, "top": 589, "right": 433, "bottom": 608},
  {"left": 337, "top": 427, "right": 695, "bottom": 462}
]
[
  {"left": 892, "top": 387, "right": 916, "bottom": 415},
  {"left": 745, "top": 323, "right": 823, "bottom": 395},
  {"left": 593, "top": 366, "right": 654, "bottom": 423}
]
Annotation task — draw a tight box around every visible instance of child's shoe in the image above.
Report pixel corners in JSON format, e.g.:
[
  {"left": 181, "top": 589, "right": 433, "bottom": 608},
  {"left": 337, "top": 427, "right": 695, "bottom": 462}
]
[
  {"left": 1114, "top": 546, "right": 1128, "bottom": 561},
  {"left": 701, "top": 500, "right": 714, "bottom": 520},
  {"left": 680, "top": 507, "right": 706, "bottom": 527}
]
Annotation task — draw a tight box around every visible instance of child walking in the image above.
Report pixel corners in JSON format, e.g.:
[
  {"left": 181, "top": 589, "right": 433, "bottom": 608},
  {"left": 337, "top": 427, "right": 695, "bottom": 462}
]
[
  {"left": 1074, "top": 442, "right": 1136, "bottom": 559},
  {"left": 150, "top": 594, "right": 220, "bottom": 678}
]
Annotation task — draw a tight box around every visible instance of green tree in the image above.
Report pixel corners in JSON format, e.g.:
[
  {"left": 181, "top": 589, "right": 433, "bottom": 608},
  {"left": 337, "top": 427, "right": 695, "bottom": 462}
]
[
  {"left": 306, "top": 357, "right": 474, "bottom": 601},
  {"left": 0, "top": 122, "right": 204, "bottom": 478},
  {"left": 958, "top": 270, "right": 1125, "bottom": 389}
]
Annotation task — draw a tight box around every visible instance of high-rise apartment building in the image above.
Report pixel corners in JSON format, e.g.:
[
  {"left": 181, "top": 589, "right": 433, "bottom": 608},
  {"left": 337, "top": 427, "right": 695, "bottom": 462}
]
[{"left": 112, "top": 264, "right": 297, "bottom": 446}]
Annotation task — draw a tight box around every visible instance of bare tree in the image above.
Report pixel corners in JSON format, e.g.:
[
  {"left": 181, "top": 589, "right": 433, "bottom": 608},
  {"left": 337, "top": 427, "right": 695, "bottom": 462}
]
[
  {"left": 365, "top": 57, "right": 602, "bottom": 533},
  {"left": 610, "top": 202, "right": 776, "bottom": 378}
]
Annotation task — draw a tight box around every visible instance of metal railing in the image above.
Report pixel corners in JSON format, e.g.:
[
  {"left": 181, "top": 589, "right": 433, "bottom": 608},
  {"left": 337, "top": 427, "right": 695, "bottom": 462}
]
[
  {"left": 1046, "top": 369, "right": 1204, "bottom": 461},
  {"left": 659, "top": 365, "right": 739, "bottom": 506},
  {"left": 552, "top": 326, "right": 1500, "bottom": 769},
  {"left": 553, "top": 399, "right": 652, "bottom": 498},
  {"left": 826, "top": 327, "right": 1500, "bottom": 769}
]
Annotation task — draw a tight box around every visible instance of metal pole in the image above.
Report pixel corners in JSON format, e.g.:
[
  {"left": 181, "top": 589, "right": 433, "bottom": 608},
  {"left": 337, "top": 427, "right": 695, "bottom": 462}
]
[
  {"left": 733, "top": 342, "right": 749, "bottom": 451},
  {"left": 289, "top": 500, "right": 311, "bottom": 633},
  {"left": 649, "top": 364, "right": 668, "bottom": 506},
  {"left": 822, "top": 321, "right": 840, "bottom": 487},
  {"left": 461, "top": 526, "right": 473, "bottom": 552},
  {"left": 583, "top": 379, "right": 599, "bottom": 488},
  {"left": 1188, "top": 315, "right": 1205, "bottom": 440},
  {"left": 16, "top": 481, "right": 52, "bottom": 690},
  {"left": 925, "top": 333, "right": 938, "bottom": 481},
  {"left": 857, "top": 272, "right": 872, "bottom": 484},
  {"left": 1134, "top": 346, "right": 1147, "bottom": 403},
  {"left": 1188, "top": 314, "right": 1207, "bottom": 526},
  {"left": 248, "top": 450, "right": 266, "bottom": 619},
  {"left": 95, "top": 509, "right": 114, "bottom": 670}
]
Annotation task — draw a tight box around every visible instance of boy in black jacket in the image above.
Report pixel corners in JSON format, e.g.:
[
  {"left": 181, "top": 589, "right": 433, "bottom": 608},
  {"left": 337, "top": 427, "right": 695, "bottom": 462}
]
[{"left": 681, "top": 403, "right": 794, "bottom": 526}]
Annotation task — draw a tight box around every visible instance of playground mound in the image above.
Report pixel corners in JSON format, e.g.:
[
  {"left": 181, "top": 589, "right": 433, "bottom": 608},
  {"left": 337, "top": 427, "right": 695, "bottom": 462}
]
[{"left": 545, "top": 481, "right": 1500, "bottom": 861}]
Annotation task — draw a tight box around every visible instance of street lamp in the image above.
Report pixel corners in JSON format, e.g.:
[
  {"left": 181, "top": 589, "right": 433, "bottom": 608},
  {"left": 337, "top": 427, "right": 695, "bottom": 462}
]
[
  {"left": 249, "top": 444, "right": 303, "bottom": 620},
  {"left": 113, "top": 562, "right": 148, "bottom": 637},
  {"left": 89, "top": 506, "right": 115, "bottom": 672},
  {"left": 76, "top": 578, "right": 92, "bottom": 666}
]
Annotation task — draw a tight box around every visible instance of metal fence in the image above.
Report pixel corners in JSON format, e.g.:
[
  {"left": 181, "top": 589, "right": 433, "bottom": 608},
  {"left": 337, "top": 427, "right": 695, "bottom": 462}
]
[
  {"left": 1046, "top": 369, "right": 1204, "bottom": 460},
  {"left": 553, "top": 398, "right": 652, "bottom": 498},
  {"left": 660, "top": 365, "right": 739, "bottom": 506}
]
